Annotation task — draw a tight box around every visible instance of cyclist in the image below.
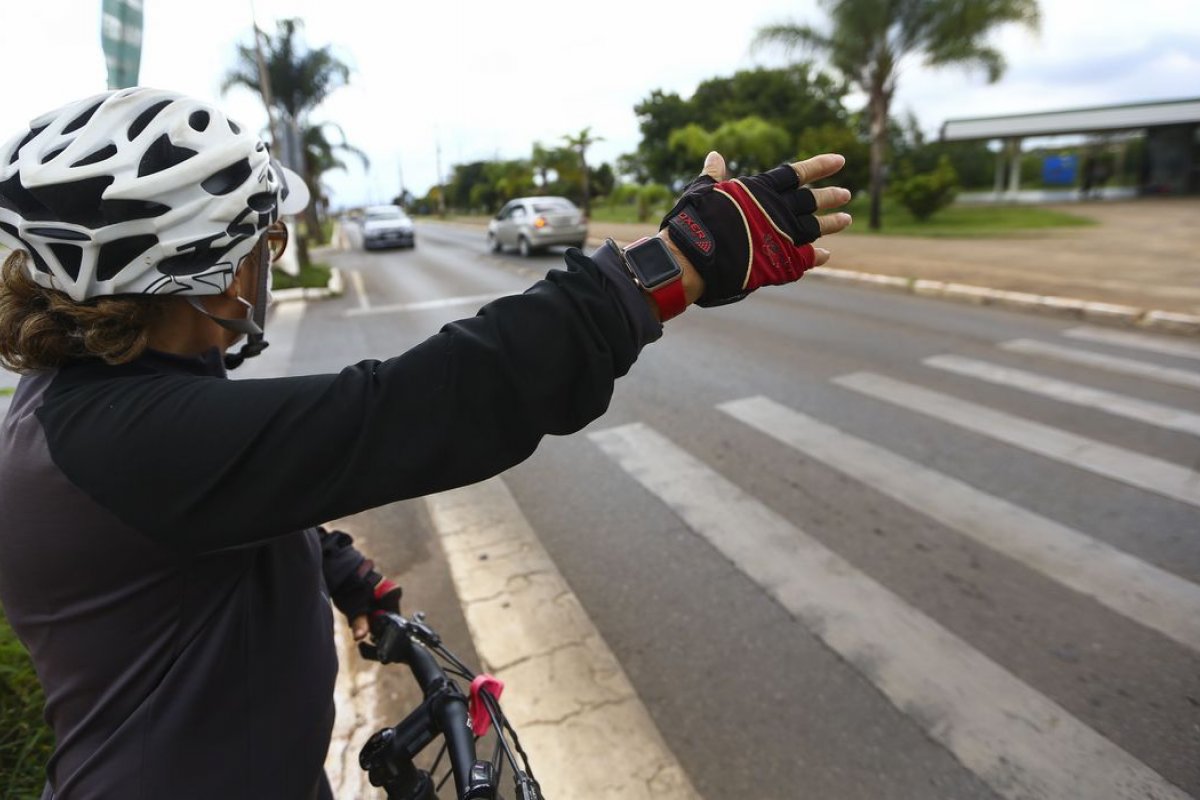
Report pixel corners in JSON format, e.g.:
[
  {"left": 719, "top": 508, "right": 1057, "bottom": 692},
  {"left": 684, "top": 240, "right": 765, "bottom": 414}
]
[{"left": 0, "top": 87, "right": 850, "bottom": 799}]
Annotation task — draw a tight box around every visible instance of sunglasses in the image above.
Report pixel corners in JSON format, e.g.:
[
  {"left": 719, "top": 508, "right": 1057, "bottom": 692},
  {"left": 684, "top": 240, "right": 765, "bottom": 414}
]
[{"left": 264, "top": 223, "right": 289, "bottom": 263}]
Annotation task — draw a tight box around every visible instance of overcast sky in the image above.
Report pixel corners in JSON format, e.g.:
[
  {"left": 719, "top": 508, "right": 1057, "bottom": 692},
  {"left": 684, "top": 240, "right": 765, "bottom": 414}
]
[{"left": 2, "top": 0, "right": 1197, "bottom": 208}]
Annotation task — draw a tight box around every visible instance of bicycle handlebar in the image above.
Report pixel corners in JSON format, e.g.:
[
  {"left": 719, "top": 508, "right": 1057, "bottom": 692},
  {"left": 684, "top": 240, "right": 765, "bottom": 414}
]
[{"left": 358, "top": 612, "right": 543, "bottom": 800}]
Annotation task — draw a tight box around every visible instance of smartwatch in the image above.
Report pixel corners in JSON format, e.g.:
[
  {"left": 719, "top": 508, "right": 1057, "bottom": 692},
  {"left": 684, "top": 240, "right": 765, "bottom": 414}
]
[{"left": 616, "top": 236, "right": 687, "bottom": 322}]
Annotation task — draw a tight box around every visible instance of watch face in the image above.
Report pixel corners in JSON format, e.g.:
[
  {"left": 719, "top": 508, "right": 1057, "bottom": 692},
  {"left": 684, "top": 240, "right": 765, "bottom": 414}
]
[{"left": 626, "top": 238, "right": 681, "bottom": 290}]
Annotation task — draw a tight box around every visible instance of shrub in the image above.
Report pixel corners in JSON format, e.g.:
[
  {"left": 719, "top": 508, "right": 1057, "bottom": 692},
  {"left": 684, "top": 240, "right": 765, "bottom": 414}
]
[
  {"left": 1, "top": 606, "right": 53, "bottom": 799},
  {"left": 890, "top": 155, "right": 960, "bottom": 222}
]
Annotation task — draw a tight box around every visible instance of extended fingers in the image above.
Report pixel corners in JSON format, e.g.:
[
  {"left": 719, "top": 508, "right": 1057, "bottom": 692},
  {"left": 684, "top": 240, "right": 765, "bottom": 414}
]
[
  {"left": 701, "top": 151, "right": 727, "bottom": 182},
  {"left": 813, "top": 186, "right": 851, "bottom": 210},
  {"left": 818, "top": 211, "right": 853, "bottom": 236},
  {"left": 791, "top": 153, "right": 846, "bottom": 185}
]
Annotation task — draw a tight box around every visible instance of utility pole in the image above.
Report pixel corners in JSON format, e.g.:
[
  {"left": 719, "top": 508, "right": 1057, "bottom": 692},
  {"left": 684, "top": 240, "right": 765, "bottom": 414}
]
[
  {"left": 397, "top": 156, "right": 405, "bottom": 206},
  {"left": 249, "top": 0, "right": 280, "bottom": 154},
  {"left": 435, "top": 137, "right": 446, "bottom": 219}
]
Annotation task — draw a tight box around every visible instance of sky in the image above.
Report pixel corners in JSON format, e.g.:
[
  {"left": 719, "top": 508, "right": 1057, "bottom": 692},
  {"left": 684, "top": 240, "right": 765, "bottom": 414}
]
[{"left": 1, "top": 0, "right": 1197, "bottom": 208}]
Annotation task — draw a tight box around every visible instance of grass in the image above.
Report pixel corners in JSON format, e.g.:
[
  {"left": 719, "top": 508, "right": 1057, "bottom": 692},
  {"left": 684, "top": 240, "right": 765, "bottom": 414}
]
[
  {"left": 0, "top": 388, "right": 13, "bottom": 398},
  {"left": 272, "top": 261, "right": 332, "bottom": 291},
  {"left": 843, "top": 196, "right": 1096, "bottom": 237},
  {"left": 1, "top": 606, "right": 53, "bottom": 799}
]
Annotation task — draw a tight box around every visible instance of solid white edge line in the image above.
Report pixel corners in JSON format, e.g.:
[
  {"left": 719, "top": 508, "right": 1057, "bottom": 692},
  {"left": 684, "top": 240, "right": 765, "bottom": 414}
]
[
  {"left": 719, "top": 395, "right": 1200, "bottom": 653},
  {"left": 924, "top": 354, "right": 1200, "bottom": 437},
  {"left": 589, "top": 422, "right": 1190, "bottom": 800},
  {"left": 425, "top": 478, "right": 698, "bottom": 800},
  {"left": 834, "top": 371, "right": 1200, "bottom": 509},
  {"left": 349, "top": 269, "right": 370, "bottom": 311}
]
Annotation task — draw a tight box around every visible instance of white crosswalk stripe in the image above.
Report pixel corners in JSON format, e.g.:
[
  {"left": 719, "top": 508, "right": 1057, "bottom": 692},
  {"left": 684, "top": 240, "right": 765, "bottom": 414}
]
[
  {"left": 1063, "top": 326, "right": 1200, "bottom": 361},
  {"left": 923, "top": 354, "right": 1200, "bottom": 436},
  {"left": 718, "top": 395, "right": 1200, "bottom": 652},
  {"left": 1000, "top": 339, "right": 1200, "bottom": 390},
  {"left": 834, "top": 371, "right": 1200, "bottom": 509},
  {"left": 588, "top": 421, "right": 1191, "bottom": 800}
]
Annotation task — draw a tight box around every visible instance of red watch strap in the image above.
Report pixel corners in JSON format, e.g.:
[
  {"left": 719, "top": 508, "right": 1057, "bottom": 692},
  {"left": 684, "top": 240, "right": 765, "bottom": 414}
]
[{"left": 650, "top": 276, "right": 687, "bottom": 322}]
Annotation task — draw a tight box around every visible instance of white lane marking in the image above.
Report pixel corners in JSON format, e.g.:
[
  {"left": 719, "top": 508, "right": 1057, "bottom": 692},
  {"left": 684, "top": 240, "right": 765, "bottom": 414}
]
[
  {"left": 589, "top": 422, "right": 1190, "bottom": 800},
  {"left": 719, "top": 395, "right": 1200, "bottom": 653},
  {"left": 835, "top": 372, "right": 1200, "bottom": 509},
  {"left": 425, "top": 478, "right": 698, "bottom": 800},
  {"left": 344, "top": 291, "right": 509, "bottom": 317},
  {"left": 349, "top": 269, "right": 370, "bottom": 311},
  {"left": 924, "top": 354, "right": 1200, "bottom": 437},
  {"left": 1000, "top": 339, "right": 1200, "bottom": 391},
  {"left": 1064, "top": 326, "right": 1200, "bottom": 361}
]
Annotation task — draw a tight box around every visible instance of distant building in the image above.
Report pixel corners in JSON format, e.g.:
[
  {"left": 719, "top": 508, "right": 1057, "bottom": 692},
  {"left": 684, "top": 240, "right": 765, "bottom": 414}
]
[{"left": 941, "top": 98, "right": 1200, "bottom": 198}]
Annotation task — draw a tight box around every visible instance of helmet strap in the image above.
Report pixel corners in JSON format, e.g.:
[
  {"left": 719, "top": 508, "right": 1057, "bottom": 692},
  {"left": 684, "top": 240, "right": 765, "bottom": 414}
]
[{"left": 185, "top": 237, "right": 274, "bottom": 370}]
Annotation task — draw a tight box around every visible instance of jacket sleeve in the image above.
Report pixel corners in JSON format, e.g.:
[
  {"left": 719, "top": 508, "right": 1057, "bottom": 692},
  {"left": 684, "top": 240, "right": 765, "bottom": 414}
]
[{"left": 39, "top": 251, "right": 657, "bottom": 552}]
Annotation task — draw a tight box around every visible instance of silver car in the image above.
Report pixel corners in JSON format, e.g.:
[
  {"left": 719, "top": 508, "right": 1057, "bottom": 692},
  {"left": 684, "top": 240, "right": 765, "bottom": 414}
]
[
  {"left": 361, "top": 205, "right": 415, "bottom": 250},
  {"left": 486, "top": 196, "right": 588, "bottom": 257}
]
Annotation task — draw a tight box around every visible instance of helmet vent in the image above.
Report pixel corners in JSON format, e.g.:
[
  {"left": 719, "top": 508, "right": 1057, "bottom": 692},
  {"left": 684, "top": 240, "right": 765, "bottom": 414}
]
[
  {"left": 228, "top": 119, "right": 241, "bottom": 134},
  {"left": 9, "top": 125, "right": 47, "bottom": 164},
  {"left": 41, "top": 144, "right": 71, "bottom": 164},
  {"left": 157, "top": 244, "right": 228, "bottom": 276},
  {"left": 27, "top": 227, "right": 91, "bottom": 241},
  {"left": 71, "top": 143, "right": 118, "bottom": 168},
  {"left": 25, "top": 176, "right": 115, "bottom": 228},
  {"left": 62, "top": 101, "right": 104, "bottom": 135},
  {"left": 0, "top": 173, "right": 52, "bottom": 219},
  {"left": 101, "top": 198, "right": 171, "bottom": 222},
  {"left": 48, "top": 243, "right": 83, "bottom": 280},
  {"left": 246, "top": 191, "right": 277, "bottom": 213},
  {"left": 137, "top": 135, "right": 198, "bottom": 178},
  {"left": 201, "top": 159, "right": 252, "bottom": 196},
  {"left": 127, "top": 100, "right": 172, "bottom": 140},
  {"left": 188, "top": 111, "right": 210, "bottom": 132},
  {"left": 97, "top": 234, "right": 158, "bottom": 281}
]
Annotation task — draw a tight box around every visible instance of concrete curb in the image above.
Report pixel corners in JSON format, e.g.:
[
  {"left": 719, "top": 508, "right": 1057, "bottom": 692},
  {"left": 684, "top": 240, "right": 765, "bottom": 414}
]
[{"left": 807, "top": 266, "right": 1200, "bottom": 337}]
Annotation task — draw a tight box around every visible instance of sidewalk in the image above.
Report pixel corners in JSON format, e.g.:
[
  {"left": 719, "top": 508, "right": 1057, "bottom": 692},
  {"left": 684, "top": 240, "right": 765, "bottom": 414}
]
[{"left": 553, "top": 197, "right": 1199, "bottom": 335}]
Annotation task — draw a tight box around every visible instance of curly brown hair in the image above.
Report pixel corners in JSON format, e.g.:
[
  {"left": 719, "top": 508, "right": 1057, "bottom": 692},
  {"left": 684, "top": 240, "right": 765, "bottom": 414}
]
[{"left": 0, "top": 250, "right": 169, "bottom": 372}]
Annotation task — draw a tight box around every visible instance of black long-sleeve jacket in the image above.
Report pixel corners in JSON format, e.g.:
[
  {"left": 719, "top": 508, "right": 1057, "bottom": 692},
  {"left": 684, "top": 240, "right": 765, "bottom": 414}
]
[{"left": 0, "top": 246, "right": 659, "bottom": 799}]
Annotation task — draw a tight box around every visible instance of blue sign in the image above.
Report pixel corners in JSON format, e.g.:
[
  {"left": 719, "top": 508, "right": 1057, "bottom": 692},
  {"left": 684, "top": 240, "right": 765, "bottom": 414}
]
[{"left": 1042, "top": 155, "right": 1077, "bottom": 186}]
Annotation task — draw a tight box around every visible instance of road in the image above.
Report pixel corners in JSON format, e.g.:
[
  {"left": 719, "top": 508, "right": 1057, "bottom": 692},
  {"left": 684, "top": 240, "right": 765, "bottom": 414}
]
[{"left": 69, "top": 220, "right": 1200, "bottom": 799}]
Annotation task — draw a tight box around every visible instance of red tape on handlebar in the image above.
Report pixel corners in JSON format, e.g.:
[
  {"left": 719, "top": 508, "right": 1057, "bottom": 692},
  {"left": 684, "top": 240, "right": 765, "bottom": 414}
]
[{"left": 469, "top": 674, "right": 505, "bottom": 736}]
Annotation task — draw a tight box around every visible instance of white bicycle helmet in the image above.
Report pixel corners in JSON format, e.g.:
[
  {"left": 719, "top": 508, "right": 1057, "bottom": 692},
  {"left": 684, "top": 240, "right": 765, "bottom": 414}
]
[{"left": 0, "top": 87, "right": 309, "bottom": 302}]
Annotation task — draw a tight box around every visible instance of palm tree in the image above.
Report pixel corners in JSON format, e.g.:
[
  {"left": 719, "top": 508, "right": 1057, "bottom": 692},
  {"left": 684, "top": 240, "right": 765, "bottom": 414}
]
[
  {"left": 222, "top": 18, "right": 355, "bottom": 259},
  {"left": 562, "top": 127, "right": 604, "bottom": 217},
  {"left": 754, "top": 0, "right": 1039, "bottom": 230},
  {"left": 302, "top": 122, "right": 369, "bottom": 238}
]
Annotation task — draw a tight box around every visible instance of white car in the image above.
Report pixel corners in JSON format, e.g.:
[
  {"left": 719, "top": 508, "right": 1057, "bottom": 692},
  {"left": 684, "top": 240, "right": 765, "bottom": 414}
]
[
  {"left": 361, "top": 205, "right": 415, "bottom": 250},
  {"left": 487, "top": 197, "right": 588, "bottom": 257}
]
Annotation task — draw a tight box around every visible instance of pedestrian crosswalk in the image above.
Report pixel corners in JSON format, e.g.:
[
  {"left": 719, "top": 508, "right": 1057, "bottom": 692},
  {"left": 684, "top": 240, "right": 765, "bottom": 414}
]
[{"left": 433, "top": 322, "right": 1199, "bottom": 800}]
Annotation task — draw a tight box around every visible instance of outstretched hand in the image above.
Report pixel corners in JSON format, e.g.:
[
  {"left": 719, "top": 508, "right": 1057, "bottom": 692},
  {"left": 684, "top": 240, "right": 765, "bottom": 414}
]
[{"left": 662, "top": 151, "right": 852, "bottom": 306}]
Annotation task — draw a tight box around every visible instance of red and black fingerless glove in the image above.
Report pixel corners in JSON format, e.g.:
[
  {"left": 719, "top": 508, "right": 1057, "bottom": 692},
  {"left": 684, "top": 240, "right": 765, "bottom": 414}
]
[
  {"left": 661, "top": 164, "right": 822, "bottom": 306},
  {"left": 318, "top": 526, "right": 402, "bottom": 623}
]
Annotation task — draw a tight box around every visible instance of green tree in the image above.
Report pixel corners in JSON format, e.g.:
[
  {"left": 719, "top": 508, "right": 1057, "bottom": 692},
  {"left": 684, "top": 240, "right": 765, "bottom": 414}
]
[
  {"left": 562, "top": 127, "right": 605, "bottom": 217},
  {"left": 891, "top": 155, "right": 960, "bottom": 220},
  {"left": 795, "top": 122, "right": 870, "bottom": 194},
  {"left": 634, "top": 66, "right": 849, "bottom": 186},
  {"left": 223, "top": 18, "right": 356, "bottom": 263},
  {"left": 632, "top": 89, "right": 693, "bottom": 186},
  {"left": 710, "top": 116, "right": 793, "bottom": 174},
  {"left": 754, "top": 0, "right": 1039, "bottom": 230}
]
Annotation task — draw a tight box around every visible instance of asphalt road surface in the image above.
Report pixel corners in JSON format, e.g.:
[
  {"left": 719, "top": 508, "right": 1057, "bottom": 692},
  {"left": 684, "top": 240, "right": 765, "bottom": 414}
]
[{"left": 242, "top": 221, "right": 1200, "bottom": 800}]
